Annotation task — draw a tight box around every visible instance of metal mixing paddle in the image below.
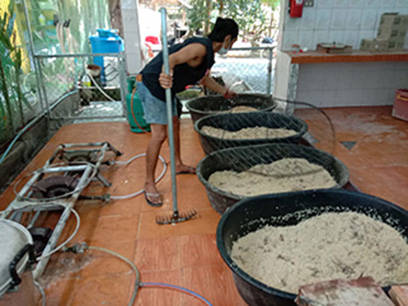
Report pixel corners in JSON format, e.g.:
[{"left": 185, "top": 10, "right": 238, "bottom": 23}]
[{"left": 156, "top": 8, "right": 197, "bottom": 225}]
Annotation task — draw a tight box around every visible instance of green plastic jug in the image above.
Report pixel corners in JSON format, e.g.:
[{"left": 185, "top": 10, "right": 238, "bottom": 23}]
[{"left": 126, "top": 77, "right": 151, "bottom": 133}]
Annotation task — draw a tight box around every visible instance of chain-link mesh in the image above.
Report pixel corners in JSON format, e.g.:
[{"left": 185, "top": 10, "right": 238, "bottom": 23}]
[
  {"left": 194, "top": 96, "right": 349, "bottom": 214},
  {"left": 211, "top": 48, "right": 274, "bottom": 94},
  {"left": 0, "top": 52, "right": 42, "bottom": 144},
  {"left": 35, "top": 53, "right": 126, "bottom": 123},
  {"left": 152, "top": 46, "right": 275, "bottom": 94},
  {"left": 37, "top": 55, "right": 83, "bottom": 104}
]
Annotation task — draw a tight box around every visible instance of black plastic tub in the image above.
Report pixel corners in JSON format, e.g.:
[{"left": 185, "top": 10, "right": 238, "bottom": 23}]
[
  {"left": 186, "top": 93, "right": 276, "bottom": 125},
  {"left": 196, "top": 143, "right": 349, "bottom": 214},
  {"left": 194, "top": 112, "right": 308, "bottom": 155},
  {"left": 216, "top": 189, "right": 408, "bottom": 306}
]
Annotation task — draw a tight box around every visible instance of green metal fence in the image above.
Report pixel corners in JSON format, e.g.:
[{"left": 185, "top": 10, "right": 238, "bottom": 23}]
[{"left": 0, "top": 0, "right": 111, "bottom": 146}]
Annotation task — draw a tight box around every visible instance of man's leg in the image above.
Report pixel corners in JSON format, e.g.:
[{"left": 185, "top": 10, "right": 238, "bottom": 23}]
[
  {"left": 145, "top": 124, "right": 167, "bottom": 205},
  {"left": 173, "top": 116, "right": 195, "bottom": 174}
]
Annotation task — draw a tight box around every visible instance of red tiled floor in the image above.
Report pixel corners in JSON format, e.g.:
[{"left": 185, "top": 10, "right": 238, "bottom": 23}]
[
  {"left": 69, "top": 272, "right": 134, "bottom": 306},
  {"left": 41, "top": 278, "right": 78, "bottom": 306},
  {"left": 138, "top": 208, "right": 220, "bottom": 240},
  {"left": 1, "top": 107, "right": 407, "bottom": 306},
  {"left": 179, "top": 234, "right": 223, "bottom": 268},
  {"left": 182, "top": 264, "right": 247, "bottom": 306},
  {"left": 351, "top": 165, "right": 408, "bottom": 208},
  {"left": 78, "top": 240, "right": 137, "bottom": 278},
  {"left": 297, "top": 106, "right": 408, "bottom": 211},
  {"left": 134, "top": 237, "right": 182, "bottom": 272},
  {"left": 136, "top": 270, "right": 185, "bottom": 306},
  {"left": 41, "top": 239, "right": 137, "bottom": 282},
  {"left": 85, "top": 214, "right": 140, "bottom": 245}
]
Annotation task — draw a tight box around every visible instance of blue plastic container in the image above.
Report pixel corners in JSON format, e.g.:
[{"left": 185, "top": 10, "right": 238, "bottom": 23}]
[
  {"left": 97, "top": 28, "right": 119, "bottom": 38},
  {"left": 89, "top": 29, "right": 124, "bottom": 83}
]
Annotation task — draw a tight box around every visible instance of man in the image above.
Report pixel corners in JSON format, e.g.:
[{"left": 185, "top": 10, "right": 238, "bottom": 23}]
[{"left": 138, "top": 17, "right": 239, "bottom": 206}]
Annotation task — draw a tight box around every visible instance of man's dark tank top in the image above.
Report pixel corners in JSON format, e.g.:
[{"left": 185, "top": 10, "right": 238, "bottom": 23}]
[{"left": 141, "top": 37, "right": 215, "bottom": 102}]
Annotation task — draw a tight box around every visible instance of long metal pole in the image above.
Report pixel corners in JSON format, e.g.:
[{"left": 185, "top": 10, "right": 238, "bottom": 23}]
[
  {"left": 118, "top": 52, "right": 128, "bottom": 118},
  {"left": 160, "top": 8, "right": 178, "bottom": 215},
  {"left": 33, "top": 203, "right": 72, "bottom": 279},
  {"left": 52, "top": 115, "right": 125, "bottom": 121},
  {"left": 34, "top": 52, "right": 123, "bottom": 58},
  {"left": 35, "top": 59, "right": 51, "bottom": 120},
  {"left": 266, "top": 47, "right": 274, "bottom": 95},
  {"left": 34, "top": 161, "right": 93, "bottom": 279},
  {"left": 97, "top": 0, "right": 104, "bottom": 28}
]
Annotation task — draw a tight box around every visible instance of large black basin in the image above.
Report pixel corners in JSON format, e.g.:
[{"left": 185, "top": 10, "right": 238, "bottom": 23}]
[
  {"left": 186, "top": 93, "right": 276, "bottom": 125},
  {"left": 197, "top": 143, "right": 349, "bottom": 214},
  {"left": 216, "top": 189, "right": 408, "bottom": 306},
  {"left": 194, "top": 112, "right": 308, "bottom": 155}
]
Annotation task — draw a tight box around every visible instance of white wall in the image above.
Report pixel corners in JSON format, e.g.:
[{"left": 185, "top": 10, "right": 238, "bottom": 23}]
[
  {"left": 296, "top": 62, "right": 408, "bottom": 107},
  {"left": 121, "top": 0, "right": 144, "bottom": 74},
  {"left": 280, "top": 0, "right": 408, "bottom": 51}
]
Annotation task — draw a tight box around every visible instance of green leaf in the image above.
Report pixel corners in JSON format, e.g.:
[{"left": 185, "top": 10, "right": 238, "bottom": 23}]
[
  {"left": 13, "top": 48, "right": 22, "bottom": 69},
  {"left": 6, "top": 8, "right": 16, "bottom": 38},
  {"left": 0, "top": 31, "right": 13, "bottom": 50},
  {"left": 0, "top": 12, "right": 7, "bottom": 32}
]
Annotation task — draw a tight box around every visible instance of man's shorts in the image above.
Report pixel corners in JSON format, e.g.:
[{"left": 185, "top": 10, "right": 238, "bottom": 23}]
[{"left": 137, "top": 81, "right": 180, "bottom": 125}]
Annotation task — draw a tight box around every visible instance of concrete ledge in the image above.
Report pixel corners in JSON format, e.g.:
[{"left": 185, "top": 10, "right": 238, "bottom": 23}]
[{"left": 0, "top": 91, "right": 80, "bottom": 192}]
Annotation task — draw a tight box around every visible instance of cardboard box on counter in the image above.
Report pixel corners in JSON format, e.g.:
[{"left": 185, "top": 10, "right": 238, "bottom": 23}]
[
  {"left": 360, "top": 38, "right": 404, "bottom": 51},
  {"left": 379, "top": 13, "right": 408, "bottom": 28},
  {"left": 360, "top": 39, "right": 376, "bottom": 51},
  {"left": 378, "top": 27, "right": 407, "bottom": 41},
  {"left": 378, "top": 13, "right": 408, "bottom": 40},
  {"left": 388, "top": 40, "right": 404, "bottom": 50}
]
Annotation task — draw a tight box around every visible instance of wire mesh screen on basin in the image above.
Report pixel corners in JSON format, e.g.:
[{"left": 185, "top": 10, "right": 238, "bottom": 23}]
[
  {"left": 216, "top": 189, "right": 408, "bottom": 306},
  {"left": 194, "top": 112, "right": 308, "bottom": 155},
  {"left": 196, "top": 143, "right": 349, "bottom": 214},
  {"left": 186, "top": 93, "right": 277, "bottom": 125}
]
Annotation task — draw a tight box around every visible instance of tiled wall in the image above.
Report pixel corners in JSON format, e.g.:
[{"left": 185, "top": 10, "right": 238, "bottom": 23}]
[
  {"left": 296, "top": 62, "right": 408, "bottom": 107},
  {"left": 281, "top": 0, "right": 408, "bottom": 50}
]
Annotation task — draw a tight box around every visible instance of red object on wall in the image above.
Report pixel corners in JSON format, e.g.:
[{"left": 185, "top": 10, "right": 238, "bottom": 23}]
[
  {"left": 392, "top": 89, "right": 408, "bottom": 122},
  {"left": 289, "top": 0, "right": 304, "bottom": 18},
  {"left": 145, "top": 36, "right": 160, "bottom": 45}
]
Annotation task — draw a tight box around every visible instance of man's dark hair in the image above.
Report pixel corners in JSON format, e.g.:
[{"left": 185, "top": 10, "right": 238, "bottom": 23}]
[{"left": 208, "top": 17, "right": 239, "bottom": 42}]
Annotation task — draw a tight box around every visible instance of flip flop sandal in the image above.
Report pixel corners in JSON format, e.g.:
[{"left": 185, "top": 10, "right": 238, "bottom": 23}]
[
  {"left": 176, "top": 167, "right": 196, "bottom": 175},
  {"left": 144, "top": 192, "right": 163, "bottom": 207}
]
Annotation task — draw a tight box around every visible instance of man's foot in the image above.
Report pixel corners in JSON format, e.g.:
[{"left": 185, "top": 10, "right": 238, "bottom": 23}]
[
  {"left": 144, "top": 184, "right": 162, "bottom": 207},
  {"left": 175, "top": 164, "right": 196, "bottom": 175},
  {"left": 144, "top": 192, "right": 163, "bottom": 207}
]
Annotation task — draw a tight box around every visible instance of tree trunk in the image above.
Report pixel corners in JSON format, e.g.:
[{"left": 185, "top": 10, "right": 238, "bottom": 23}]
[
  {"left": 268, "top": 13, "right": 274, "bottom": 37},
  {"left": 218, "top": 0, "right": 224, "bottom": 15},
  {"left": 204, "top": 0, "right": 212, "bottom": 35},
  {"left": 108, "top": 0, "right": 124, "bottom": 36}
]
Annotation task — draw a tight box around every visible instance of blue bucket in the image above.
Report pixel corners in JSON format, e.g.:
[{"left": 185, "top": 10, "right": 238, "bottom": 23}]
[{"left": 89, "top": 29, "right": 124, "bottom": 83}]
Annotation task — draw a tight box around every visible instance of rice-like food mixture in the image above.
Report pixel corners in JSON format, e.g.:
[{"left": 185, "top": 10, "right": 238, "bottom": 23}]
[
  {"left": 229, "top": 106, "right": 258, "bottom": 113},
  {"left": 231, "top": 212, "right": 408, "bottom": 294},
  {"left": 201, "top": 126, "right": 297, "bottom": 139},
  {"left": 208, "top": 158, "right": 337, "bottom": 197},
  {"left": 209, "top": 105, "right": 258, "bottom": 114}
]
